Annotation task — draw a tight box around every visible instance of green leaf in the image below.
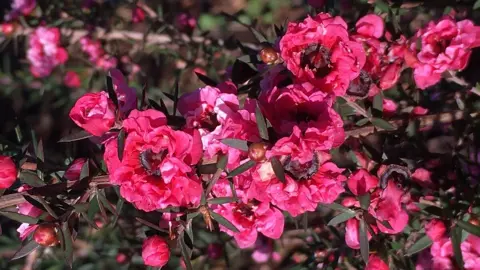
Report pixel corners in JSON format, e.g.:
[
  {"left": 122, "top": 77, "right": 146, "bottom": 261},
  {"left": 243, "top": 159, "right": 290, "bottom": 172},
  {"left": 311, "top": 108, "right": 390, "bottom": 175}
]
[
  {"left": 187, "top": 212, "right": 200, "bottom": 221},
  {"left": 36, "top": 139, "right": 44, "bottom": 162},
  {"left": 270, "top": 157, "right": 286, "bottom": 183},
  {"left": 0, "top": 211, "right": 38, "bottom": 224},
  {"left": 375, "top": 0, "right": 390, "bottom": 13},
  {"left": 97, "top": 191, "right": 118, "bottom": 217},
  {"left": 20, "top": 171, "right": 45, "bottom": 187},
  {"left": 10, "top": 240, "right": 40, "bottom": 261},
  {"left": 405, "top": 234, "right": 433, "bottom": 256},
  {"left": 112, "top": 198, "right": 124, "bottom": 227},
  {"left": 178, "top": 233, "right": 193, "bottom": 270},
  {"left": 371, "top": 118, "right": 396, "bottom": 131},
  {"left": 356, "top": 118, "right": 369, "bottom": 127},
  {"left": 172, "top": 72, "right": 181, "bottom": 116},
  {"left": 105, "top": 74, "right": 119, "bottom": 110},
  {"left": 117, "top": 129, "right": 126, "bottom": 161},
  {"left": 76, "top": 161, "right": 89, "bottom": 182},
  {"left": 221, "top": 139, "right": 249, "bottom": 152},
  {"left": 372, "top": 93, "right": 383, "bottom": 112},
  {"left": 321, "top": 203, "right": 355, "bottom": 214},
  {"left": 255, "top": 105, "right": 269, "bottom": 140},
  {"left": 58, "top": 130, "right": 93, "bottom": 143},
  {"left": 359, "top": 193, "right": 371, "bottom": 210},
  {"left": 457, "top": 220, "right": 480, "bottom": 237},
  {"left": 61, "top": 223, "right": 74, "bottom": 268},
  {"left": 208, "top": 197, "right": 237, "bottom": 204},
  {"left": 451, "top": 226, "right": 464, "bottom": 270},
  {"left": 227, "top": 159, "right": 256, "bottom": 178},
  {"left": 474, "top": 0, "right": 480, "bottom": 10},
  {"left": 210, "top": 211, "right": 239, "bottom": 232},
  {"left": 359, "top": 219, "right": 370, "bottom": 264},
  {"left": 327, "top": 212, "right": 356, "bottom": 226},
  {"left": 217, "top": 154, "right": 228, "bottom": 170},
  {"left": 195, "top": 72, "right": 217, "bottom": 86}
]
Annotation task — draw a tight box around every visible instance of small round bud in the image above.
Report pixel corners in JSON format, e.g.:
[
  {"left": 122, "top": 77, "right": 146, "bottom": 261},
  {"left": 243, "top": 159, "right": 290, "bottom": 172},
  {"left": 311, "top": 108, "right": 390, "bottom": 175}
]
[
  {"left": 469, "top": 216, "right": 480, "bottom": 226},
  {"left": 260, "top": 47, "right": 278, "bottom": 64},
  {"left": 34, "top": 224, "right": 58, "bottom": 247},
  {"left": 116, "top": 252, "right": 130, "bottom": 265},
  {"left": 248, "top": 143, "right": 267, "bottom": 162}
]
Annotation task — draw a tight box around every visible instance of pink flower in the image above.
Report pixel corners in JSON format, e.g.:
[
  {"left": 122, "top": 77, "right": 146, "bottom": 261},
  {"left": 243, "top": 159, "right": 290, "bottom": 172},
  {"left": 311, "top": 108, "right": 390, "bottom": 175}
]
[
  {"left": 425, "top": 219, "right": 446, "bottom": 242},
  {"left": 213, "top": 201, "right": 284, "bottom": 248},
  {"left": 64, "top": 158, "right": 87, "bottom": 181},
  {"left": 259, "top": 84, "right": 345, "bottom": 150},
  {"left": 64, "top": 71, "right": 81, "bottom": 88},
  {"left": 175, "top": 13, "right": 197, "bottom": 33},
  {"left": 366, "top": 255, "right": 389, "bottom": 270},
  {"left": 111, "top": 110, "right": 202, "bottom": 211},
  {"left": 356, "top": 14, "right": 385, "bottom": 39},
  {"left": 80, "top": 36, "right": 117, "bottom": 71},
  {"left": 69, "top": 91, "right": 116, "bottom": 137},
  {"left": 0, "top": 155, "right": 17, "bottom": 189},
  {"left": 345, "top": 218, "right": 373, "bottom": 249},
  {"left": 412, "top": 168, "right": 434, "bottom": 187},
  {"left": 279, "top": 13, "right": 365, "bottom": 96},
  {"left": 249, "top": 127, "right": 346, "bottom": 216},
  {"left": 4, "top": 0, "right": 36, "bottom": 21},
  {"left": 132, "top": 6, "right": 145, "bottom": 23},
  {"left": 16, "top": 185, "right": 43, "bottom": 240},
  {"left": 373, "top": 181, "right": 409, "bottom": 234},
  {"left": 383, "top": 99, "right": 398, "bottom": 115},
  {"left": 347, "top": 169, "right": 379, "bottom": 196},
  {"left": 27, "top": 27, "right": 68, "bottom": 78},
  {"left": 412, "top": 106, "right": 429, "bottom": 116},
  {"left": 142, "top": 236, "right": 170, "bottom": 267},
  {"left": 408, "top": 17, "right": 480, "bottom": 89}
]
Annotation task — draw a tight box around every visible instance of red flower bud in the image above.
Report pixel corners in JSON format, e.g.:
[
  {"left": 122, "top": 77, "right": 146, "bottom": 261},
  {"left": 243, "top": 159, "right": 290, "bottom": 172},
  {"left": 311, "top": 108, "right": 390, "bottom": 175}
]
[
  {"left": 33, "top": 224, "right": 58, "bottom": 247},
  {"left": 260, "top": 47, "right": 278, "bottom": 65},
  {"left": 248, "top": 143, "right": 267, "bottom": 162}
]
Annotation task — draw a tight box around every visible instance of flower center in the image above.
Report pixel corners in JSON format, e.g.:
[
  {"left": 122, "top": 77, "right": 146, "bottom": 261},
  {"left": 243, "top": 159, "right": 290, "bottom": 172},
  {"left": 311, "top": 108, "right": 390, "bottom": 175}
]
[
  {"left": 301, "top": 44, "right": 332, "bottom": 78},
  {"left": 284, "top": 153, "right": 319, "bottom": 181},
  {"left": 198, "top": 109, "right": 220, "bottom": 131},
  {"left": 139, "top": 149, "right": 167, "bottom": 176},
  {"left": 233, "top": 203, "right": 255, "bottom": 227},
  {"left": 346, "top": 70, "right": 372, "bottom": 97}
]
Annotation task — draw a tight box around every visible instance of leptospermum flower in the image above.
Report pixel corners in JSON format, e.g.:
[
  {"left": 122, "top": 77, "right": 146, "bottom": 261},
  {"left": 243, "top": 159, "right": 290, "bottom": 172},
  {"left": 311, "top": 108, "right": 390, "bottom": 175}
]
[
  {"left": 27, "top": 27, "right": 68, "bottom": 78},
  {"left": 279, "top": 13, "right": 366, "bottom": 96},
  {"left": 406, "top": 16, "right": 480, "bottom": 89},
  {"left": 106, "top": 109, "right": 203, "bottom": 211},
  {"left": 0, "top": 155, "right": 17, "bottom": 189}
]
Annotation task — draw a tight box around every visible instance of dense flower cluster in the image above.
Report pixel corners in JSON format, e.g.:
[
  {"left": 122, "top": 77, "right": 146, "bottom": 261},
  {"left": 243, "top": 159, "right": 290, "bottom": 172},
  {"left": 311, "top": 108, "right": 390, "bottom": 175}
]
[
  {"left": 8, "top": 8, "right": 477, "bottom": 269},
  {"left": 27, "top": 27, "right": 68, "bottom": 78},
  {"left": 80, "top": 36, "right": 118, "bottom": 71},
  {"left": 4, "top": 0, "right": 36, "bottom": 21}
]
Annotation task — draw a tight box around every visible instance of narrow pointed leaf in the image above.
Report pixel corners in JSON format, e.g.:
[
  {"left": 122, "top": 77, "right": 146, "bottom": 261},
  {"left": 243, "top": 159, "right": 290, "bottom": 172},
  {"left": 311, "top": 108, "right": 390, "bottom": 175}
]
[
  {"left": 61, "top": 223, "right": 74, "bottom": 268},
  {"left": 36, "top": 139, "right": 44, "bottom": 162},
  {"left": 321, "top": 203, "right": 356, "bottom": 214},
  {"left": 172, "top": 73, "right": 180, "bottom": 116},
  {"left": 10, "top": 240, "right": 40, "bottom": 261},
  {"left": 457, "top": 220, "right": 480, "bottom": 237},
  {"left": 195, "top": 72, "right": 217, "bottom": 86},
  {"left": 371, "top": 118, "right": 396, "bottom": 131},
  {"left": 135, "top": 217, "right": 168, "bottom": 233},
  {"left": 356, "top": 118, "right": 369, "bottom": 126},
  {"left": 255, "top": 106, "right": 269, "bottom": 140},
  {"left": 227, "top": 159, "right": 256, "bottom": 178},
  {"left": 105, "top": 75, "right": 119, "bottom": 109},
  {"left": 58, "top": 130, "right": 93, "bottom": 143},
  {"left": 451, "top": 226, "right": 464, "bottom": 269},
  {"left": 20, "top": 171, "right": 45, "bottom": 187},
  {"left": 221, "top": 139, "right": 249, "bottom": 152},
  {"left": 210, "top": 211, "right": 239, "bottom": 232},
  {"left": 231, "top": 59, "right": 258, "bottom": 85},
  {"left": 270, "top": 157, "right": 286, "bottom": 183},
  {"left": 359, "top": 193, "right": 371, "bottom": 210},
  {"left": 98, "top": 191, "right": 118, "bottom": 217},
  {"left": 405, "top": 234, "right": 433, "bottom": 256},
  {"left": 216, "top": 154, "right": 228, "bottom": 170},
  {"left": 0, "top": 211, "right": 38, "bottom": 224},
  {"left": 372, "top": 93, "right": 383, "bottom": 112},
  {"left": 359, "top": 219, "right": 370, "bottom": 264},
  {"left": 79, "top": 160, "right": 90, "bottom": 181},
  {"left": 328, "top": 212, "right": 356, "bottom": 227},
  {"left": 379, "top": 220, "right": 394, "bottom": 230},
  {"left": 187, "top": 212, "right": 200, "bottom": 221},
  {"left": 178, "top": 234, "right": 193, "bottom": 270},
  {"left": 117, "top": 129, "right": 126, "bottom": 161},
  {"left": 208, "top": 197, "right": 237, "bottom": 205}
]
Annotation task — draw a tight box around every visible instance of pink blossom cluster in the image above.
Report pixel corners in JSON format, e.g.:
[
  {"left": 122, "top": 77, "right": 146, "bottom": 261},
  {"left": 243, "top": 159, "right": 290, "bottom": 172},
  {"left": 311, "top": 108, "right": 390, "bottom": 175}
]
[
  {"left": 4, "top": 0, "right": 36, "bottom": 21},
  {"left": 27, "top": 27, "right": 68, "bottom": 78},
  {"left": 63, "top": 11, "right": 480, "bottom": 268},
  {"left": 80, "top": 36, "right": 118, "bottom": 71}
]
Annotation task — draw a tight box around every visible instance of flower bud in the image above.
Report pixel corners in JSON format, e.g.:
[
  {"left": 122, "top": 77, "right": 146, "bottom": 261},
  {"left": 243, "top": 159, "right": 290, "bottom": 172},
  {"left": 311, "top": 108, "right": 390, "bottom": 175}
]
[
  {"left": 33, "top": 224, "right": 58, "bottom": 247},
  {"left": 116, "top": 252, "right": 130, "bottom": 265},
  {"left": 142, "top": 235, "right": 170, "bottom": 267},
  {"left": 260, "top": 47, "right": 278, "bottom": 64},
  {"left": 248, "top": 143, "right": 267, "bottom": 162},
  {"left": 469, "top": 216, "right": 480, "bottom": 226},
  {"left": 0, "top": 155, "right": 17, "bottom": 189}
]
